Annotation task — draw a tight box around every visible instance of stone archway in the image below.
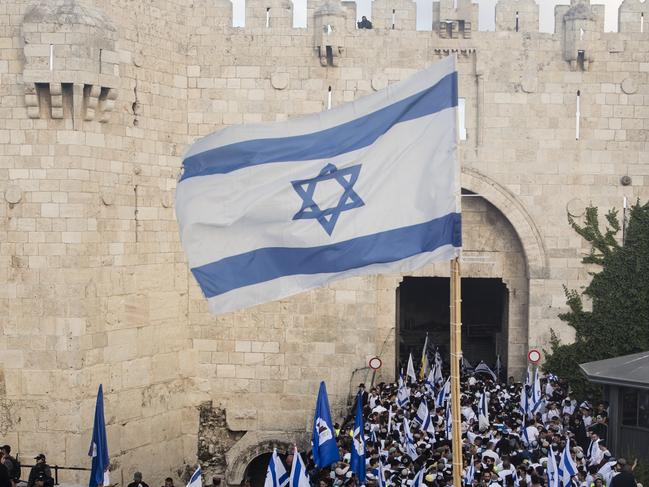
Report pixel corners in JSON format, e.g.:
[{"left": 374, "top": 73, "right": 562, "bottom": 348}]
[
  {"left": 383, "top": 168, "right": 548, "bottom": 380},
  {"left": 225, "top": 431, "right": 310, "bottom": 486},
  {"left": 461, "top": 168, "right": 549, "bottom": 279}
]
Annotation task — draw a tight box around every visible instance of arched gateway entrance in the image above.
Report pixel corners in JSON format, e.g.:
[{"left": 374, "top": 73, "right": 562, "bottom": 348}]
[
  {"left": 396, "top": 191, "right": 527, "bottom": 375},
  {"left": 392, "top": 169, "right": 549, "bottom": 379}
]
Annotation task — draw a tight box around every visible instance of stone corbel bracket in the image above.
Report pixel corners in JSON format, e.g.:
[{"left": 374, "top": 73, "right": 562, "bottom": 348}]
[{"left": 21, "top": 0, "right": 119, "bottom": 123}]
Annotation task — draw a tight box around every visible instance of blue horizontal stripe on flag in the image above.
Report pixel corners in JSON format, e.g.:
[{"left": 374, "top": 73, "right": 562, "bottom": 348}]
[
  {"left": 181, "top": 72, "right": 457, "bottom": 181},
  {"left": 191, "top": 212, "right": 461, "bottom": 299}
]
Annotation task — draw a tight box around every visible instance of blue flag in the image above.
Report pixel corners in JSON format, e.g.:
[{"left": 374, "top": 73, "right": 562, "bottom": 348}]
[
  {"left": 311, "top": 382, "right": 340, "bottom": 468},
  {"left": 350, "top": 392, "right": 366, "bottom": 483},
  {"left": 88, "top": 385, "right": 110, "bottom": 487}
]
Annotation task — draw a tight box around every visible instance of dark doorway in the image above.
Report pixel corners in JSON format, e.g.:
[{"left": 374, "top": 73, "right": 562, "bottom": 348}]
[
  {"left": 396, "top": 277, "right": 508, "bottom": 374},
  {"left": 243, "top": 452, "right": 272, "bottom": 487}
]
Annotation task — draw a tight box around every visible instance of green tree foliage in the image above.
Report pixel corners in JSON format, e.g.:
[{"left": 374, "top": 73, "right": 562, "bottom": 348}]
[{"left": 544, "top": 201, "right": 649, "bottom": 397}]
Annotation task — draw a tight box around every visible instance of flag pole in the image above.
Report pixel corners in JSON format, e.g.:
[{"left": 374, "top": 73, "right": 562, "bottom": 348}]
[
  {"left": 449, "top": 53, "right": 463, "bottom": 487},
  {"left": 450, "top": 257, "right": 462, "bottom": 487}
]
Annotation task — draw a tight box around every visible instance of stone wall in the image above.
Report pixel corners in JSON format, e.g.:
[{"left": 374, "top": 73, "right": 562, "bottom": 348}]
[{"left": 2, "top": 0, "right": 649, "bottom": 484}]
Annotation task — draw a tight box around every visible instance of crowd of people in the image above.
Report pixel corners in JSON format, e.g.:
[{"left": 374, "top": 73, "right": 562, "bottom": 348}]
[
  {"left": 1, "top": 358, "right": 643, "bottom": 487},
  {"left": 0, "top": 447, "right": 54, "bottom": 487},
  {"left": 300, "top": 358, "right": 641, "bottom": 487}
]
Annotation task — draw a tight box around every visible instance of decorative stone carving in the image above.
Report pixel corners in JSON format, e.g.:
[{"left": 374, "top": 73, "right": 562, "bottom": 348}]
[
  {"left": 621, "top": 77, "right": 638, "bottom": 94},
  {"left": 270, "top": 72, "right": 289, "bottom": 90},
  {"left": 100, "top": 191, "right": 115, "bottom": 206},
  {"left": 566, "top": 197, "right": 585, "bottom": 217},
  {"left": 4, "top": 186, "right": 23, "bottom": 205},
  {"left": 371, "top": 74, "right": 387, "bottom": 91},
  {"left": 520, "top": 74, "right": 537, "bottom": 93}
]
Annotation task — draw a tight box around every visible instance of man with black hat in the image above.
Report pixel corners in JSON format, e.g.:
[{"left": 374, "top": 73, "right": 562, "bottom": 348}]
[{"left": 28, "top": 454, "right": 52, "bottom": 487}]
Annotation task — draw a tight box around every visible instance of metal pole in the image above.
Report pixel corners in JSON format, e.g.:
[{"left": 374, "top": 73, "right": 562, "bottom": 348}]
[{"left": 450, "top": 258, "right": 463, "bottom": 487}]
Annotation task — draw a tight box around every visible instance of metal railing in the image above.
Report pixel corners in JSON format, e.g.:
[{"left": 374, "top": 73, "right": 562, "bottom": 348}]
[{"left": 19, "top": 464, "right": 92, "bottom": 486}]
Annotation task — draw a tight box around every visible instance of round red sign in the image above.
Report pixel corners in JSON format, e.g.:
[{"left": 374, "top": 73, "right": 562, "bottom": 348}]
[
  {"left": 528, "top": 349, "right": 542, "bottom": 364},
  {"left": 369, "top": 357, "right": 382, "bottom": 370}
]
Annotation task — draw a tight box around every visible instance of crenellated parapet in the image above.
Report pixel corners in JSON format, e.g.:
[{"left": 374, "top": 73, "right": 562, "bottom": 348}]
[
  {"left": 245, "top": 0, "right": 295, "bottom": 29},
  {"left": 618, "top": 0, "right": 649, "bottom": 34},
  {"left": 21, "top": 0, "right": 119, "bottom": 123},
  {"left": 495, "top": 0, "right": 539, "bottom": 32},
  {"left": 372, "top": 0, "right": 417, "bottom": 31}
]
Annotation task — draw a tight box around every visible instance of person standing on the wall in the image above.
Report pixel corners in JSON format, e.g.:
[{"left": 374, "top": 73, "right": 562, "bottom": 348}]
[{"left": 357, "top": 16, "right": 372, "bottom": 29}]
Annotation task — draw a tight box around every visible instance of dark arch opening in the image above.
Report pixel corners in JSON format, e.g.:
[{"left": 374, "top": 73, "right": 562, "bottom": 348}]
[
  {"left": 396, "top": 276, "right": 508, "bottom": 374},
  {"left": 242, "top": 452, "right": 272, "bottom": 487}
]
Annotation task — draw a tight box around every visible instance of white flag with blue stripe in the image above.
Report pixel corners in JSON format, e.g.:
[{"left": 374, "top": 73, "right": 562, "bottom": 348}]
[
  {"left": 186, "top": 467, "right": 202, "bottom": 487},
  {"left": 289, "top": 448, "right": 310, "bottom": 487},
  {"left": 176, "top": 56, "right": 461, "bottom": 314},
  {"left": 558, "top": 439, "right": 578, "bottom": 487},
  {"left": 265, "top": 449, "right": 289, "bottom": 487}
]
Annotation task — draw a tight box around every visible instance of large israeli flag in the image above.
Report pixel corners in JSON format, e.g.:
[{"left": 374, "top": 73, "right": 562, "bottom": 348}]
[{"left": 176, "top": 56, "right": 461, "bottom": 314}]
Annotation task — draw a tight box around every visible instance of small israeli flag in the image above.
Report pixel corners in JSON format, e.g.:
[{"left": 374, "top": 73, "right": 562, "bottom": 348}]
[
  {"left": 264, "top": 449, "right": 289, "bottom": 487},
  {"left": 464, "top": 457, "right": 475, "bottom": 486},
  {"left": 435, "top": 378, "right": 450, "bottom": 409},
  {"left": 397, "top": 373, "right": 410, "bottom": 408},
  {"left": 547, "top": 446, "right": 560, "bottom": 487},
  {"left": 402, "top": 418, "right": 418, "bottom": 460},
  {"left": 186, "top": 467, "right": 202, "bottom": 487},
  {"left": 289, "top": 448, "right": 311, "bottom": 487},
  {"left": 558, "top": 439, "right": 578, "bottom": 487},
  {"left": 415, "top": 399, "right": 434, "bottom": 434},
  {"left": 412, "top": 467, "right": 426, "bottom": 487}
]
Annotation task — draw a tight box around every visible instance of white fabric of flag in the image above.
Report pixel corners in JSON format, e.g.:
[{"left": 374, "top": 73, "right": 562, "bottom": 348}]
[
  {"left": 402, "top": 418, "right": 418, "bottom": 460},
  {"left": 412, "top": 468, "right": 426, "bottom": 487},
  {"left": 187, "top": 467, "right": 202, "bottom": 487},
  {"left": 547, "top": 447, "right": 560, "bottom": 487},
  {"left": 434, "top": 351, "right": 443, "bottom": 383},
  {"left": 415, "top": 400, "right": 434, "bottom": 433},
  {"left": 176, "top": 56, "right": 461, "bottom": 314},
  {"left": 397, "top": 374, "right": 410, "bottom": 408},
  {"left": 478, "top": 390, "right": 489, "bottom": 432},
  {"left": 264, "top": 449, "right": 289, "bottom": 487},
  {"left": 558, "top": 440, "right": 578, "bottom": 487},
  {"left": 289, "top": 448, "right": 311, "bottom": 487},
  {"left": 464, "top": 457, "right": 475, "bottom": 486},
  {"left": 436, "top": 378, "right": 450, "bottom": 409},
  {"left": 531, "top": 367, "right": 543, "bottom": 414},
  {"left": 406, "top": 353, "right": 417, "bottom": 383}
]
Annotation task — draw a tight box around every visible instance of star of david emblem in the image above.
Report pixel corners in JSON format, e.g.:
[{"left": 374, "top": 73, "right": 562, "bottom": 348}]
[{"left": 291, "top": 163, "right": 364, "bottom": 235}]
